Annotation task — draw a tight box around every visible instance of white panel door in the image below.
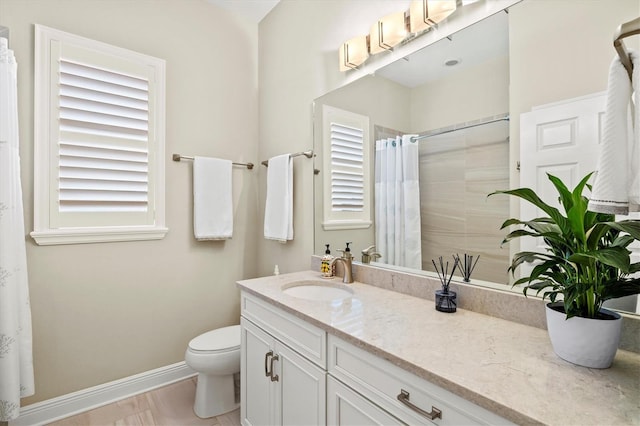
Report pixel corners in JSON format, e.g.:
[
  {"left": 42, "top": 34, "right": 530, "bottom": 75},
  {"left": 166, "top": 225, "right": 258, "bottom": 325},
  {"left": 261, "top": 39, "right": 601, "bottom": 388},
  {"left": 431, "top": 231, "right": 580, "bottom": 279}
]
[{"left": 519, "top": 93, "right": 605, "bottom": 277}]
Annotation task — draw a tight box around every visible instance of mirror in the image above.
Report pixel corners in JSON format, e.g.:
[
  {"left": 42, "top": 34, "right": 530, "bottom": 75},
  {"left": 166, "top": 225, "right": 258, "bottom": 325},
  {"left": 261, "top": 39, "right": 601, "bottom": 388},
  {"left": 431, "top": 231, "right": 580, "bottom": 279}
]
[
  {"left": 314, "top": 11, "right": 510, "bottom": 283},
  {"left": 313, "top": 1, "right": 640, "bottom": 314}
]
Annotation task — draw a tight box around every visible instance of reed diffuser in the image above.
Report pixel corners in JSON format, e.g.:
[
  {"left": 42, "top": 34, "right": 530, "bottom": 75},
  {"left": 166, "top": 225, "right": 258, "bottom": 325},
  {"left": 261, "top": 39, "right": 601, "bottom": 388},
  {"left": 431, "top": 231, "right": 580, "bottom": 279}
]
[
  {"left": 454, "top": 253, "right": 480, "bottom": 282},
  {"left": 432, "top": 256, "right": 459, "bottom": 313}
]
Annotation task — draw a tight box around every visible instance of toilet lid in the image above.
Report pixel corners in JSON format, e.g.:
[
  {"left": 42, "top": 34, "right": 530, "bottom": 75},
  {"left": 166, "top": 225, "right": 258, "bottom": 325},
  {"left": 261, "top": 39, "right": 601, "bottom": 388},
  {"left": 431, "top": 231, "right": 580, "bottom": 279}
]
[{"left": 189, "top": 324, "right": 241, "bottom": 352}]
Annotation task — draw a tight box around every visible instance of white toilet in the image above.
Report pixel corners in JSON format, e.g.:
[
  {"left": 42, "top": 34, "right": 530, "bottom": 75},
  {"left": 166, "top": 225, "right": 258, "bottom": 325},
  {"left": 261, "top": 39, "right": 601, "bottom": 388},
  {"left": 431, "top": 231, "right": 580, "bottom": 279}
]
[{"left": 184, "top": 324, "right": 241, "bottom": 418}]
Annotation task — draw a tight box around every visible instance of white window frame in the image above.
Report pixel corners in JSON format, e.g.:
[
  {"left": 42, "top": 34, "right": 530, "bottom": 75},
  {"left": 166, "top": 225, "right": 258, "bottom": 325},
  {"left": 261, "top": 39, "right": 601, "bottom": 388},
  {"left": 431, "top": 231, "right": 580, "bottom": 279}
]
[
  {"left": 32, "top": 25, "right": 167, "bottom": 245},
  {"left": 321, "top": 105, "right": 372, "bottom": 231}
]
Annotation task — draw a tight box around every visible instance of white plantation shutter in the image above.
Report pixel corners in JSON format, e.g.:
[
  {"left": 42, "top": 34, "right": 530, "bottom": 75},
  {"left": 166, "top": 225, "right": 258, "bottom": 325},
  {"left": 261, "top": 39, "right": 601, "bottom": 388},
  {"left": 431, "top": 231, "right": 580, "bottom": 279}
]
[
  {"left": 322, "top": 105, "right": 371, "bottom": 230},
  {"left": 330, "top": 123, "right": 364, "bottom": 211},
  {"left": 33, "top": 25, "right": 167, "bottom": 244},
  {"left": 58, "top": 59, "right": 150, "bottom": 215}
]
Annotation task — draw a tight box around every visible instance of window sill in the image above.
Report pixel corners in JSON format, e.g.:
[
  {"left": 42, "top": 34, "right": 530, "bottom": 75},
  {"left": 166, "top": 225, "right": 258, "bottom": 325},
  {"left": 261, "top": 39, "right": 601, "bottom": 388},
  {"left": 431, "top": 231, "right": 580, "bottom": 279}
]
[{"left": 30, "top": 226, "right": 169, "bottom": 246}]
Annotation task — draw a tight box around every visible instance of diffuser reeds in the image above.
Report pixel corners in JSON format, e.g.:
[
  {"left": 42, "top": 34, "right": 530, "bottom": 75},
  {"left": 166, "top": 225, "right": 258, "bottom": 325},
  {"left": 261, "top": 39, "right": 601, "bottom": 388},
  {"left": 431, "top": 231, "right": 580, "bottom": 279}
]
[
  {"left": 454, "top": 253, "right": 480, "bottom": 282},
  {"left": 432, "top": 256, "right": 458, "bottom": 293}
]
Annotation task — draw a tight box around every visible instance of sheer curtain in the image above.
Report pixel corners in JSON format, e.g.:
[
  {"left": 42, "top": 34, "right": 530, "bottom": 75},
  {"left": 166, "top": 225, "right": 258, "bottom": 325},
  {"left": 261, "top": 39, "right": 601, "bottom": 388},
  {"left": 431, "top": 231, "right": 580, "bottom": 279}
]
[
  {"left": 374, "top": 134, "right": 422, "bottom": 269},
  {"left": 0, "top": 37, "right": 34, "bottom": 422}
]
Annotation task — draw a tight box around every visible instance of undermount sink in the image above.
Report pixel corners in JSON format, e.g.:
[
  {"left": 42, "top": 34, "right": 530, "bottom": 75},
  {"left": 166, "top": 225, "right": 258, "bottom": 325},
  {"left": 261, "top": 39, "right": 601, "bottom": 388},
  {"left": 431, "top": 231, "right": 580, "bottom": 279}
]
[{"left": 282, "top": 280, "right": 354, "bottom": 301}]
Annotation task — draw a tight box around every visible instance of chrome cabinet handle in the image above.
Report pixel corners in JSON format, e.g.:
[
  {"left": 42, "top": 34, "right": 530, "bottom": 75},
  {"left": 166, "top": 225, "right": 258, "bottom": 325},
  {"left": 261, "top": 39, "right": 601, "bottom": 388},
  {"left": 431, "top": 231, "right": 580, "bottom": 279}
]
[
  {"left": 269, "top": 353, "right": 280, "bottom": 382},
  {"left": 397, "top": 389, "right": 442, "bottom": 421},
  {"left": 264, "top": 350, "right": 273, "bottom": 378}
]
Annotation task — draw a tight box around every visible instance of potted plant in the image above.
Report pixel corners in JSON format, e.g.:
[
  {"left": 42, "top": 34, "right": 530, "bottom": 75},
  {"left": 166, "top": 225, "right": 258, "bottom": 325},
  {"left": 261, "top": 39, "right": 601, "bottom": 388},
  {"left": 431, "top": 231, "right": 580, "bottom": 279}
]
[{"left": 490, "top": 172, "right": 640, "bottom": 368}]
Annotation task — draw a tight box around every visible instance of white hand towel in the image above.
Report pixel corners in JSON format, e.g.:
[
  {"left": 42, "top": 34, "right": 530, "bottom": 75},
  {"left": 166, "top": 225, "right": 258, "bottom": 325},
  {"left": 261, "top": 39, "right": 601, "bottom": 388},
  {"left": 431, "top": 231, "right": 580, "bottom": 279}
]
[
  {"left": 193, "top": 157, "right": 233, "bottom": 240},
  {"left": 589, "top": 50, "right": 638, "bottom": 214},
  {"left": 264, "top": 154, "right": 293, "bottom": 242}
]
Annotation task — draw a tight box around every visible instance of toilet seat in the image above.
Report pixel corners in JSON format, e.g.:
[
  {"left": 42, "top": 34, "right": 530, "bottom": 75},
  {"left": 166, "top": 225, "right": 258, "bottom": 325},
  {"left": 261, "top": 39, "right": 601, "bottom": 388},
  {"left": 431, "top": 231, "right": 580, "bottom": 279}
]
[{"left": 188, "top": 324, "right": 241, "bottom": 354}]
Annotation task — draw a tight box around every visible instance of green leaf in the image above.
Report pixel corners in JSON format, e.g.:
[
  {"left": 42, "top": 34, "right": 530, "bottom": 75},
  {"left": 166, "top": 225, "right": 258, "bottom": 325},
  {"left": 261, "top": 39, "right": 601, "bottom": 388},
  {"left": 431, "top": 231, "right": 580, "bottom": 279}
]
[
  {"left": 547, "top": 173, "right": 575, "bottom": 214},
  {"left": 612, "top": 234, "right": 634, "bottom": 248},
  {"left": 568, "top": 247, "right": 631, "bottom": 272},
  {"left": 607, "top": 220, "right": 640, "bottom": 241},
  {"left": 600, "top": 278, "right": 640, "bottom": 300},
  {"left": 490, "top": 187, "right": 569, "bottom": 234}
]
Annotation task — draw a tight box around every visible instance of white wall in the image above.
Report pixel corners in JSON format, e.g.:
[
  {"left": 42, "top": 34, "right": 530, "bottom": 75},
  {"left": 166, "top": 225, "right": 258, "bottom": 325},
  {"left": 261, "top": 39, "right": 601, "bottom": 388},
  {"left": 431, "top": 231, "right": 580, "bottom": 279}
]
[{"left": 1, "top": 0, "right": 259, "bottom": 404}]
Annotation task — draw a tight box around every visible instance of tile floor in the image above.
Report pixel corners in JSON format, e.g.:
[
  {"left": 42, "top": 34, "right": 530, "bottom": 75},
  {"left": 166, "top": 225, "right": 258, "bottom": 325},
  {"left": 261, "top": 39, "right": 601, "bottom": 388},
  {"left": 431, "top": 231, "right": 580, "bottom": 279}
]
[{"left": 46, "top": 378, "right": 240, "bottom": 426}]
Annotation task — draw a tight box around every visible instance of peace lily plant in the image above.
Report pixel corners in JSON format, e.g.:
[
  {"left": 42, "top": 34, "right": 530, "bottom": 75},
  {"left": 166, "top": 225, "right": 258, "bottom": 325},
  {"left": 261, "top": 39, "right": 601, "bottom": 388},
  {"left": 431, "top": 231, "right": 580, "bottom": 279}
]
[
  {"left": 491, "top": 173, "right": 640, "bottom": 368},
  {"left": 491, "top": 172, "right": 640, "bottom": 319}
]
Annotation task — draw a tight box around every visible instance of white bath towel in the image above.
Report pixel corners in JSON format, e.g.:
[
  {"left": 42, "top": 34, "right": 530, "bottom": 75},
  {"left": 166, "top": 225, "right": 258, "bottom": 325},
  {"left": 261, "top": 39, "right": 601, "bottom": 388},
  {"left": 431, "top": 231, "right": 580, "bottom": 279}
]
[
  {"left": 264, "top": 154, "right": 293, "bottom": 242},
  {"left": 589, "top": 50, "right": 639, "bottom": 214},
  {"left": 193, "top": 157, "right": 233, "bottom": 240}
]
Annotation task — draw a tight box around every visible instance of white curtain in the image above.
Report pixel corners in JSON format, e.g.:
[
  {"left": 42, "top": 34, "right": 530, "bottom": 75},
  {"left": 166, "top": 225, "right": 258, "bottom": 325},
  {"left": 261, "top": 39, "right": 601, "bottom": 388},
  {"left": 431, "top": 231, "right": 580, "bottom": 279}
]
[
  {"left": 0, "top": 37, "right": 34, "bottom": 422},
  {"left": 375, "top": 135, "right": 422, "bottom": 269}
]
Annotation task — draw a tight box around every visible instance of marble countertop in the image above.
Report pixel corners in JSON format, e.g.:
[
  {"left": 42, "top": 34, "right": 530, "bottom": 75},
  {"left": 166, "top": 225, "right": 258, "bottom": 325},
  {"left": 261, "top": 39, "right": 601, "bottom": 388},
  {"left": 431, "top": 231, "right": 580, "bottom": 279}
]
[{"left": 237, "top": 270, "right": 640, "bottom": 426}]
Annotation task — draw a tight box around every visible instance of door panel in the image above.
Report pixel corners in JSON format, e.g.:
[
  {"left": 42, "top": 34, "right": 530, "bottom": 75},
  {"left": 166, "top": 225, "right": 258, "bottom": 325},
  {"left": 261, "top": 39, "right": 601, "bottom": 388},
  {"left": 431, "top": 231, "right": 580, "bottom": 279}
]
[
  {"left": 519, "top": 93, "right": 604, "bottom": 276},
  {"left": 241, "top": 318, "right": 273, "bottom": 426},
  {"left": 276, "top": 341, "right": 326, "bottom": 426}
]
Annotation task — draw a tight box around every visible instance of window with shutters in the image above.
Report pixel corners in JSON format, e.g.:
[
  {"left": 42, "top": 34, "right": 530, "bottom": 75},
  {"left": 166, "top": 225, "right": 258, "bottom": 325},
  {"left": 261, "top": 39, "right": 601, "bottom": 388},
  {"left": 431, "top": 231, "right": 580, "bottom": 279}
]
[
  {"left": 321, "top": 105, "right": 372, "bottom": 230},
  {"left": 32, "top": 25, "right": 167, "bottom": 245}
]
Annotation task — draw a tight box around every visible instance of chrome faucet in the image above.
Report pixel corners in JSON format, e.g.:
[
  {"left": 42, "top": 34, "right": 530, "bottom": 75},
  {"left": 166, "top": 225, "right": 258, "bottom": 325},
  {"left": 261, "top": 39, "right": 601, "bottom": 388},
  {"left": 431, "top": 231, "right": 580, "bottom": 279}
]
[
  {"left": 361, "top": 245, "right": 381, "bottom": 264},
  {"left": 330, "top": 243, "right": 354, "bottom": 283}
]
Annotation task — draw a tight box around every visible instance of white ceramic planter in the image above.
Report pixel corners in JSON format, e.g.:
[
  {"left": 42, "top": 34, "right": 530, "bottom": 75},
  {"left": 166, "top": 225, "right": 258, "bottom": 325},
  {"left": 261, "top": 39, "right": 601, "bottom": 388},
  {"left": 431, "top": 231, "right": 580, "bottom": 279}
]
[{"left": 545, "top": 302, "right": 622, "bottom": 369}]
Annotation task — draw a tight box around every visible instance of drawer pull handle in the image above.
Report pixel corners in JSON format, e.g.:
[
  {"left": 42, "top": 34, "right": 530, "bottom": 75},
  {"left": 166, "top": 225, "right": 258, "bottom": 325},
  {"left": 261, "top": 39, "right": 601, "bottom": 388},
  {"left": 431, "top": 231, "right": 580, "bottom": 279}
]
[
  {"left": 397, "top": 389, "right": 442, "bottom": 421},
  {"left": 264, "top": 350, "right": 273, "bottom": 378},
  {"left": 270, "top": 354, "right": 280, "bottom": 382}
]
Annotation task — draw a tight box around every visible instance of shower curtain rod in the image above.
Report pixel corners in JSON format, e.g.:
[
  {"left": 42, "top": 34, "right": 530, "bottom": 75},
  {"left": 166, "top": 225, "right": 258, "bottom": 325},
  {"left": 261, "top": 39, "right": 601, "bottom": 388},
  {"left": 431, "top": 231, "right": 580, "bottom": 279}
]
[{"left": 410, "top": 114, "right": 509, "bottom": 142}]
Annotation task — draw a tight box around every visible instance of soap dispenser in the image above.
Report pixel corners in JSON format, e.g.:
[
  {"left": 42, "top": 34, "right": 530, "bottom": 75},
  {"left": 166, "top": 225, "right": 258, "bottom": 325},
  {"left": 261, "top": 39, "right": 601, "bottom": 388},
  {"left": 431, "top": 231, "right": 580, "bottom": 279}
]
[{"left": 321, "top": 244, "right": 334, "bottom": 278}]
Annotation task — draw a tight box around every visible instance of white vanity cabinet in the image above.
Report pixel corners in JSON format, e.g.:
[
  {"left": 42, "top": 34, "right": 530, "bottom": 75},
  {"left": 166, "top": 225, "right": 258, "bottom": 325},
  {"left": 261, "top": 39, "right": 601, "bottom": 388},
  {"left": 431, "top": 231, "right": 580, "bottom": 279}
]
[
  {"left": 240, "top": 290, "right": 513, "bottom": 426},
  {"left": 240, "top": 292, "right": 327, "bottom": 426},
  {"left": 328, "top": 335, "right": 514, "bottom": 426}
]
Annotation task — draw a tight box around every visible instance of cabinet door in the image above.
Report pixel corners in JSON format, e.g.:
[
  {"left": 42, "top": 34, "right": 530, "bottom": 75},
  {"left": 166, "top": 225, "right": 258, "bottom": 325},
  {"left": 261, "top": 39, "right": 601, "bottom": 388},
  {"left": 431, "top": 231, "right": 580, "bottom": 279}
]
[
  {"left": 241, "top": 318, "right": 274, "bottom": 426},
  {"left": 327, "top": 376, "right": 403, "bottom": 426},
  {"left": 274, "top": 341, "right": 327, "bottom": 426}
]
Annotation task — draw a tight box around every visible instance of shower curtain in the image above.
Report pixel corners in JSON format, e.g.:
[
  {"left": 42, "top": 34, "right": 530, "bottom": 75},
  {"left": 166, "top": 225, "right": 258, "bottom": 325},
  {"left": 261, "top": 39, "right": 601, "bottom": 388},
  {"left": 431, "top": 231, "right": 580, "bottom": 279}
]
[
  {"left": 374, "top": 135, "right": 422, "bottom": 269},
  {"left": 0, "top": 37, "right": 34, "bottom": 422}
]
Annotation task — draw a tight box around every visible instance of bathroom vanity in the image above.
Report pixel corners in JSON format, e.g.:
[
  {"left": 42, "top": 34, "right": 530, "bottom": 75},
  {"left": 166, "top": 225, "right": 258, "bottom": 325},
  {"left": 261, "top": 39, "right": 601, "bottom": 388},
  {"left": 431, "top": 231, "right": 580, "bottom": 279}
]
[{"left": 237, "top": 270, "right": 640, "bottom": 425}]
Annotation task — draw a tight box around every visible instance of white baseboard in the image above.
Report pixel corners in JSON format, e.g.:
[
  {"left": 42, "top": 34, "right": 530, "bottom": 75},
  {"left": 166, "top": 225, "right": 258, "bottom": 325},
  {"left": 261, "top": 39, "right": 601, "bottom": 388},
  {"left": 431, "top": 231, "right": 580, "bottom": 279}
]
[{"left": 12, "top": 362, "right": 196, "bottom": 426}]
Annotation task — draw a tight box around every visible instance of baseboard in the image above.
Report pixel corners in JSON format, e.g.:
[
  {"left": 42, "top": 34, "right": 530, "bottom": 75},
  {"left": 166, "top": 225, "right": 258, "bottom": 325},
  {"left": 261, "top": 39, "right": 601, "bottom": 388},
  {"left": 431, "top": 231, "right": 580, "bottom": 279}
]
[{"left": 11, "top": 362, "right": 196, "bottom": 426}]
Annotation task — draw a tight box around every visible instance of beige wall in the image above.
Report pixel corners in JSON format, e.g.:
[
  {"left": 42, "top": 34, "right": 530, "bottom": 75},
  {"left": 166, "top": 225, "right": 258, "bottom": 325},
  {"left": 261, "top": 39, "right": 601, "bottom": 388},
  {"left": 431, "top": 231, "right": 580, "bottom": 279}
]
[
  {"left": 1, "top": 0, "right": 259, "bottom": 404},
  {"left": 410, "top": 54, "right": 509, "bottom": 132},
  {"left": 257, "top": 0, "right": 510, "bottom": 277},
  {"left": 509, "top": 0, "right": 640, "bottom": 215}
]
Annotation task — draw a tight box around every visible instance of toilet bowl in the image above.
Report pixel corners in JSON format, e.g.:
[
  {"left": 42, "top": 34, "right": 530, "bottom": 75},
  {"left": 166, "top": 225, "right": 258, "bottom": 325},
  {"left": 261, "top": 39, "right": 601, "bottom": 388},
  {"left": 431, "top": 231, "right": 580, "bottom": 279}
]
[{"left": 185, "top": 325, "right": 241, "bottom": 418}]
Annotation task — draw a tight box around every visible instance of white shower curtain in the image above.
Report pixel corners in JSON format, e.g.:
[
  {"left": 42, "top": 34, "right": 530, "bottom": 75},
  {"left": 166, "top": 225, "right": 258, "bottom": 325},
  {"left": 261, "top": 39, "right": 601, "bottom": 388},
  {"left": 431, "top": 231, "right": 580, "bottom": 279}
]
[
  {"left": 374, "top": 135, "right": 422, "bottom": 269},
  {"left": 0, "top": 37, "right": 34, "bottom": 422}
]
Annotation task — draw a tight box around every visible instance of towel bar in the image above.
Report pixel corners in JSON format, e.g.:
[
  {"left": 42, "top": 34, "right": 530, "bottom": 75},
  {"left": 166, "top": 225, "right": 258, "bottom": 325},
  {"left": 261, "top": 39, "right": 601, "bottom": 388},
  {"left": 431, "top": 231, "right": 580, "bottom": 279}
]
[
  {"left": 172, "top": 153, "right": 254, "bottom": 170},
  {"left": 261, "top": 150, "right": 314, "bottom": 167}
]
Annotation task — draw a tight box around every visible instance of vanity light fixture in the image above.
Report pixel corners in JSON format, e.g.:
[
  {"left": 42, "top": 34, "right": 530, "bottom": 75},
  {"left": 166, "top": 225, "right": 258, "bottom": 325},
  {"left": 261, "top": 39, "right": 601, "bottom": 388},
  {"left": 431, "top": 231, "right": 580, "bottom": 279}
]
[
  {"left": 409, "top": 0, "right": 457, "bottom": 33},
  {"left": 339, "top": 35, "right": 369, "bottom": 71},
  {"left": 369, "top": 11, "right": 408, "bottom": 55}
]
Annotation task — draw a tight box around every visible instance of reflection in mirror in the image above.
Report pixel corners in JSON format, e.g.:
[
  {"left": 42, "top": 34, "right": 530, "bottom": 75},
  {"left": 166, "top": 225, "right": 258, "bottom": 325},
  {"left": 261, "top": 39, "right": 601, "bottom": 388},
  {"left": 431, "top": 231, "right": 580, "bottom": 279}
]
[
  {"left": 312, "top": 1, "right": 640, "bottom": 315},
  {"left": 408, "top": 117, "right": 509, "bottom": 283},
  {"left": 314, "top": 11, "right": 510, "bottom": 283}
]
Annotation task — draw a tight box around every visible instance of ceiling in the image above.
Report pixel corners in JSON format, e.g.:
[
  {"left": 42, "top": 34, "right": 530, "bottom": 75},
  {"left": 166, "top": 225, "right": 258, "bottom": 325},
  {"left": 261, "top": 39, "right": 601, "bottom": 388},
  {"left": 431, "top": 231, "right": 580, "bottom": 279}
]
[
  {"left": 206, "top": 0, "right": 280, "bottom": 23},
  {"left": 376, "top": 11, "right": 509, "bottom": 88}
]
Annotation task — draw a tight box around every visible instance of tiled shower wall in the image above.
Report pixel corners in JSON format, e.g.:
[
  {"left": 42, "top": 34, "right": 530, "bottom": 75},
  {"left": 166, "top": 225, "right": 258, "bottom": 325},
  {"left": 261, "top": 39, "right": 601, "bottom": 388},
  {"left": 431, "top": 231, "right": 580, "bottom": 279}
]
[{"left": 418, "top": 119, "right": 510, "bottom": 283}]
